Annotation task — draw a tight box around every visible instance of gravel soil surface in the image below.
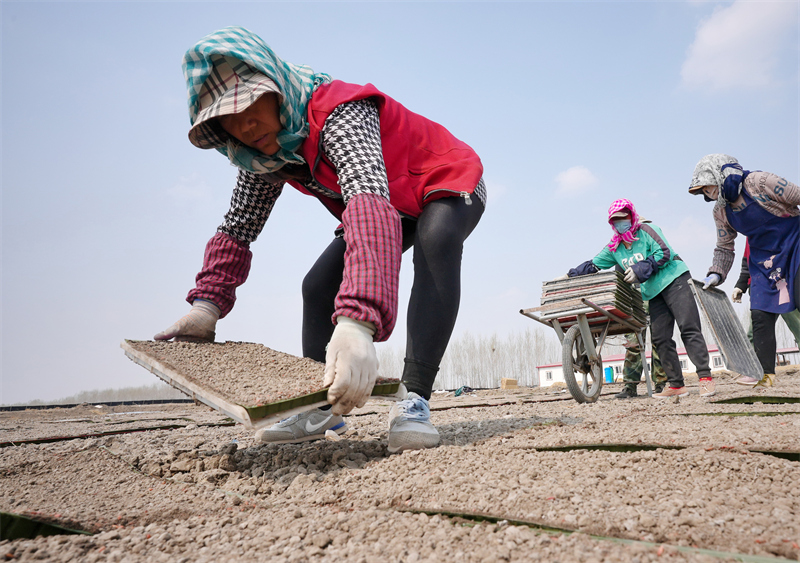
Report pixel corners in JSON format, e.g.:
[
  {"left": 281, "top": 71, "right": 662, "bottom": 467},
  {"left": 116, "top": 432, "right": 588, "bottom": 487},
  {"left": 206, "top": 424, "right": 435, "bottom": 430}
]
[{"left": 1, "top": 367, "right": 798, "bottom": 562}]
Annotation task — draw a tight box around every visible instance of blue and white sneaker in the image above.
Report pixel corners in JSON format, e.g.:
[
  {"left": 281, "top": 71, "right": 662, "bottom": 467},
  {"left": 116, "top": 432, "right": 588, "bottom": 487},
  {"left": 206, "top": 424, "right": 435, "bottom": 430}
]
[
  {"left": 387, "top": 392, "right": 440, "bottom": 453},
  {"left": 255, "top": 408, "right": 347, "bottom": 444}
]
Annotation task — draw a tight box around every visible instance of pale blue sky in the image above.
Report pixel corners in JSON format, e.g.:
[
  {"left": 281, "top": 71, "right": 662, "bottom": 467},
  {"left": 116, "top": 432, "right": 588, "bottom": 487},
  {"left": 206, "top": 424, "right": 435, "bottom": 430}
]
[{"left": 2, "top": 1, "right": 798, "bottom": 404}]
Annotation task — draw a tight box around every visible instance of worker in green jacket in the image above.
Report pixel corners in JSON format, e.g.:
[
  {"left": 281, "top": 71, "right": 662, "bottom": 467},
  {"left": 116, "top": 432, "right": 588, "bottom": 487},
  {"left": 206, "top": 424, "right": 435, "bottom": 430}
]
[{"left": 567, "top": 198, "right": 715, "bottom": 398}]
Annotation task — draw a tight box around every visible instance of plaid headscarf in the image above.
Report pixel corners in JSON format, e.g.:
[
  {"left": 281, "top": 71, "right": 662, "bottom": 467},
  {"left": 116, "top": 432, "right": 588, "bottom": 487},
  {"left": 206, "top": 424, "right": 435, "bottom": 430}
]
[
  {"left": 182, "top": 26, "right": 331, "bottom": 173},
  {"left": 606, "top": 199, "right": 642, "bottom": 252},
  {"left": 188, "top": 57, "right": 282, "bottom": 150}
]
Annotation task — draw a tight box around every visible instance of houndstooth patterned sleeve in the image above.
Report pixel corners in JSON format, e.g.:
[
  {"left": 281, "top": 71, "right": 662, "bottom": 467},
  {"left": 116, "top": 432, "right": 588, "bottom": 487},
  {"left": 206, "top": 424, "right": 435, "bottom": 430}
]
[
  {"left": 321, "top": 99, "right": 389, "bottom": 205},
  {"left": 218, "top": 169, "right": 284, "bottom": 243}
]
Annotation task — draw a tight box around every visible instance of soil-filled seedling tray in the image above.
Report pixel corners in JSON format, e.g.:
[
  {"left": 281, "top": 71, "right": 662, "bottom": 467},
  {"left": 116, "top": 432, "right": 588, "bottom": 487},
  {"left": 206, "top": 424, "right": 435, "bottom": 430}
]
[
  {"left": 712, "top": 395, "right": 800, "bottom": 405},
  {"left": 121, "top": 340, "right": 401, "bottom": 429},
  {"left": 531, "top": 442, "right": 800, "bottom": 462}
]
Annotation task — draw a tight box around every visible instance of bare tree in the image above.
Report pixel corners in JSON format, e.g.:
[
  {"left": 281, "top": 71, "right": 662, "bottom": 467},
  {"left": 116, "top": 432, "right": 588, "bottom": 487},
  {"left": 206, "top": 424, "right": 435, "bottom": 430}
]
[
  {"left": 7, "top": 383, "right": 187, "bottom": 407},
  {"left": 377, "top": 328, "right": 561, "bottom": 391}
]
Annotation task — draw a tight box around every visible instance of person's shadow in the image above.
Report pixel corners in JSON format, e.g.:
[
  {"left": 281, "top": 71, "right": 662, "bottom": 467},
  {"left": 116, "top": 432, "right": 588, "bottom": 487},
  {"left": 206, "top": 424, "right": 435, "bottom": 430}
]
[
  {"left": 436, "top": 415, "right": 582, "bottom": 447},
  {"left": 226, "top": 413, "right": 583, "bottom": 490}
]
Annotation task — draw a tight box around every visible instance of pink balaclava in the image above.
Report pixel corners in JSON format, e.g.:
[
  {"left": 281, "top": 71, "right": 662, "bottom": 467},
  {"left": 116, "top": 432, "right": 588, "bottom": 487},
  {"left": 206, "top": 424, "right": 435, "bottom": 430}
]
[{"left": 606, "top": 199, "right": 641, "bottom": 252}]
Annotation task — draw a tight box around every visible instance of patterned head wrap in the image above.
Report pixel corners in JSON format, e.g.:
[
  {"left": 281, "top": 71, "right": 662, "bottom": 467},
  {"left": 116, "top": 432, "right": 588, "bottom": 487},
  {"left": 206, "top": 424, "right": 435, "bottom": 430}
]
[
  {"left": 689, "top": 154, "right": 749, "bottom": 205},
  {"left": 182, "top": 26, "right": 332, "bottom": 174},
  {"left": 606, "top": 199, "right": 641, "bottom": 252}
]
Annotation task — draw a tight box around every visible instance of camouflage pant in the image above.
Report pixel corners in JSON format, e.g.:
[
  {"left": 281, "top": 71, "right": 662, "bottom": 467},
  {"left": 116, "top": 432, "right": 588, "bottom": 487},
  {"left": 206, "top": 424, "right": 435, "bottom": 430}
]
[{"left": 622, "top": 329, "right": 667, "bottom": 387}]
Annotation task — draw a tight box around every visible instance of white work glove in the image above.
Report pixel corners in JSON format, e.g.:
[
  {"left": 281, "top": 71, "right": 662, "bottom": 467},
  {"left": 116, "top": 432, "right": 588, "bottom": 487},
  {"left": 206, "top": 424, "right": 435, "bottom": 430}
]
[
  {"left": 553, "top": 274, "right": 569, "bottom": 280},
  {"left": 702, "top": 274, "right": 721, "bottom": 290},
  {"left": 154, "top": 299, "right": 220, "bottom": 342},
  {"left": 323, "top": 316, "right": 379, "bottom": 415},
  {"left": 731, "top": 287, "right": 743, "bottom": 303},
  {"left": 623, "top": 267, "right": 638, "bottom": 284}
]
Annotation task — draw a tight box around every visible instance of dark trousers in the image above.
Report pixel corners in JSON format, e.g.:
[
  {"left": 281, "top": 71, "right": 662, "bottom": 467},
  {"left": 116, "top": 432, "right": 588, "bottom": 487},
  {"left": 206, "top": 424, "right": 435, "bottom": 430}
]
[
  {"left": 751, "top": 309, "right": 778, "bottom": 374},
  {"left": 648, "top": 272, "right": 711, "bottom": 387},
  {"left": 796, "top": 261, "right": 800, "bottom": 312},
  {"left": 753, "top": 261, "right": 800, "bottom": 374},
  {"left": 301, "top": 196, "right": 484, "bottom": 400}
]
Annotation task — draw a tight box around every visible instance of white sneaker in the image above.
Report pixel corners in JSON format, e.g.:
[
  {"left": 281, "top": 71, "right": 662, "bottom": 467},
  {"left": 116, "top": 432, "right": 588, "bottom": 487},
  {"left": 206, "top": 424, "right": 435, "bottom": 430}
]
[
  {"left": 653, "top": 386, "right": 689, "bottom": 399},
  {"left": 736, "top": 375, "right": 759, "bottom": 386},
  {"left": 387, "top": 393, "right": 440, "bottom": 453},
  {"left": 255, "top": 408, "right": 346, "bottom": 444}
]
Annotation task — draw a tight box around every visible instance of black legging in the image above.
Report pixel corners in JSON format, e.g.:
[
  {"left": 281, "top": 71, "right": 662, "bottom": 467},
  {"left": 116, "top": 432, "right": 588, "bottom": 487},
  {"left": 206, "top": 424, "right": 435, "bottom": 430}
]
[
  {"left": 301, "top": 195, "right": 484, "bottom": 400},
  {"left": 751, "top": 309, "right": 779, "bottom": 374},
  {"left": 751, "top": 262, "right": 800, "bottom": 375}
]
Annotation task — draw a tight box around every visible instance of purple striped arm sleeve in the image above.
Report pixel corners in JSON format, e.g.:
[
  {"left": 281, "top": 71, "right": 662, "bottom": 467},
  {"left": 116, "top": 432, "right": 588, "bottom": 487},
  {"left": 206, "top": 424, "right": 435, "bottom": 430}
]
[
  {"left": 186, "top": 232, "right": 252, "bottom": 318},
  {"left": 334, "top": 193, "right": 402, "bottom": 342}
]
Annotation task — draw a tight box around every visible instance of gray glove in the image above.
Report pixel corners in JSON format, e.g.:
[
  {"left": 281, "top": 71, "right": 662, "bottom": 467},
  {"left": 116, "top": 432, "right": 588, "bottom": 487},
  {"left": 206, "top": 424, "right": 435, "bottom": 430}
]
[
  {"left": 731, "top": 287, "right": 743, "bottom": 303},
  {"left": 154, "top": 300, "right": 220, "bottom": 342},
  {"left": 623, "top": 267, "right": 638, "bottom": 284}
]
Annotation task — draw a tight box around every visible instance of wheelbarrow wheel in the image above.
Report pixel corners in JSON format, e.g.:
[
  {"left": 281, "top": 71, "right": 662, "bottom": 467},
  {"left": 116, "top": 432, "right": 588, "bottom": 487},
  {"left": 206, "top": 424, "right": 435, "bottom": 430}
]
[{"left": 561, "top": 324, "right": 603, "bottom": 403}]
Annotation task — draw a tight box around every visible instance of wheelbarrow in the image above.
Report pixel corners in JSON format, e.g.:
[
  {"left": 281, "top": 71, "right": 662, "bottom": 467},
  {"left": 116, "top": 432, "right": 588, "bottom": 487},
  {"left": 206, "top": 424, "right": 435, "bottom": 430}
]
[{"left": 520, "top": 295, "right": 652, "bottom": 403}]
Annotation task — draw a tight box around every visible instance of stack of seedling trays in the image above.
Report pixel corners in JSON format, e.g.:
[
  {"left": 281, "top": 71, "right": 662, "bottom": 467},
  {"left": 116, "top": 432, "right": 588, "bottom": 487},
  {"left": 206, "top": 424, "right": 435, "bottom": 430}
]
[
  {"left": 534, "top": 271, "right": 646, "bottom": 333},
  {"left": 121, "top": 340, "right": 401, "bottom": 430}
]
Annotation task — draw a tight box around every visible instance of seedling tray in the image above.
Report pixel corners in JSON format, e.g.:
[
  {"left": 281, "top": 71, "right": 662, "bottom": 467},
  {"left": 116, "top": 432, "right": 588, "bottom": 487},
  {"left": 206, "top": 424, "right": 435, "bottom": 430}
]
[
  {"left": 121, "top": 340, "right": 401, "bottom": 430},
  {"left": 688, "top": 279, "right": 762, "bottom": 380}
]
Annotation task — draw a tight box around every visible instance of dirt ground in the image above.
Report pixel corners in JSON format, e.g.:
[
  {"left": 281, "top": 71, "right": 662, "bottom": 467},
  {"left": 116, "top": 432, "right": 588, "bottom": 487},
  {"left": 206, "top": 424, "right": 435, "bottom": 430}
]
[{"left": 1, "top": 367, "right": 799, "bottom": 562}]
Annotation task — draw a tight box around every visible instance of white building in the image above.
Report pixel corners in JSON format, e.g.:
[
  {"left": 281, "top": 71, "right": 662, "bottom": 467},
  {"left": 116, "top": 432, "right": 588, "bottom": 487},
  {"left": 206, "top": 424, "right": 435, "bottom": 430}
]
[
  {"left": 536, "top": 346, "right": 800, "bottom": 387},
  {"left": 536, "top": 347, "right": 727, "bottom": 387}
]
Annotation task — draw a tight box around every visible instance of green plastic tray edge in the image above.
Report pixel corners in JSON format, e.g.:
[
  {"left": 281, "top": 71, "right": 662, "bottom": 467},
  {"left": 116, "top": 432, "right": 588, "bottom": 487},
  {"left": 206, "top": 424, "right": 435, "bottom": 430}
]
[
  {"left": 0, "top": 512, "right": 91, "bottom": 541},
  {"left": 242, "top": 382, "right": 400, "bottom": 420},
  {"left": 711, "top": 396, "right": 800, "bottom": 405}
]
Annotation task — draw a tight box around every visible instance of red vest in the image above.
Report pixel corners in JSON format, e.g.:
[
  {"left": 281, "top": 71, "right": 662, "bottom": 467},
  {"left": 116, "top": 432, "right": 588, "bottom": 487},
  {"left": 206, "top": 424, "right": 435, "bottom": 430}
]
[{"left": 287, "top": 81, "right": 483, "bottom": 219}]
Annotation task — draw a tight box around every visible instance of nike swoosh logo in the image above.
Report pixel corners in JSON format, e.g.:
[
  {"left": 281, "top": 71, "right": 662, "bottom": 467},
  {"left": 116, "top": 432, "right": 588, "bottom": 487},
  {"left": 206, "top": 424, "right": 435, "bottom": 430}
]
[{"left": 305, "top": 418, "right": 330, "bottom": 433}]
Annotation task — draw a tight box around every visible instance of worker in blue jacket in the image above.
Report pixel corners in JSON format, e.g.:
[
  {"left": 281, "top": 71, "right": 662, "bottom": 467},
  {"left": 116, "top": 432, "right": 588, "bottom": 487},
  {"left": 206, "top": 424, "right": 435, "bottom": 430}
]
[{"left": 567, "top": 199, "right": 715, "bottom": 398}]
